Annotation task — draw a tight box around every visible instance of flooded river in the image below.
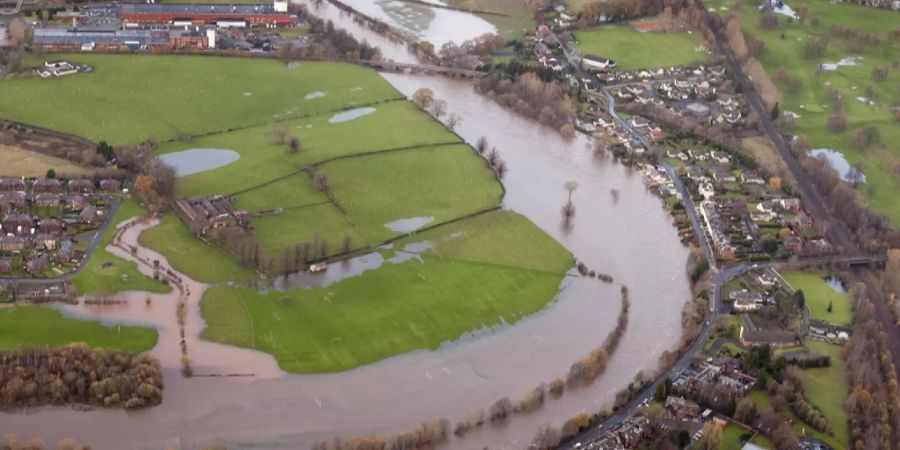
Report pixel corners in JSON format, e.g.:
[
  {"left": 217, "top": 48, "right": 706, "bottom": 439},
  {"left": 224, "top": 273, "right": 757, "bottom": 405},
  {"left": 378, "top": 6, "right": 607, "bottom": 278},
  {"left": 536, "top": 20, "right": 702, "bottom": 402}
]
[{"left": 2, "top": 5, "right": 691, "bottom": 449}]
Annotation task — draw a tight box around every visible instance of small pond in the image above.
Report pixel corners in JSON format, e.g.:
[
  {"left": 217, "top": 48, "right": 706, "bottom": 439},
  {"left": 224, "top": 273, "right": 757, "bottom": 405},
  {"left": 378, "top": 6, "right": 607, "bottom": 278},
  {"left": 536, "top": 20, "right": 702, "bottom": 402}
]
[
  {"left": 328, "top": 107, "right": 376, "bottom": 123},
  {"left": 384, "top": 216, "right": 434, "bottom": 233},
  {"left": 823, "top": 276, "right": 847, "bottom": 294},
  {"left": 810, "top": 148, "right": 865, "bottom": 183},
  {"left": 158, "top": 148, "right": 240, "bottom": 177}
]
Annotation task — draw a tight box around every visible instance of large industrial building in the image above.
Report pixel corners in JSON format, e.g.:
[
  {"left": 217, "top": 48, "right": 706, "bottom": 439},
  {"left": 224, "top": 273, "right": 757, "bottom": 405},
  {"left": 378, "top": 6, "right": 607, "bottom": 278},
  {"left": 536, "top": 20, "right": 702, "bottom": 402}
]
[{"left": 121, "top": 1, "right": 296, "bottom": 27}]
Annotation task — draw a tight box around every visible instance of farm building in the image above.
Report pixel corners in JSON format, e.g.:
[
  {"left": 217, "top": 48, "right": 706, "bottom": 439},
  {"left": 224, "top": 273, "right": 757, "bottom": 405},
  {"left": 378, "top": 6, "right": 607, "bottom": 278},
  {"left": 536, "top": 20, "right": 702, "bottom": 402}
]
[{"left": 120, "top": 2, "right": 296, "bottom": 28}]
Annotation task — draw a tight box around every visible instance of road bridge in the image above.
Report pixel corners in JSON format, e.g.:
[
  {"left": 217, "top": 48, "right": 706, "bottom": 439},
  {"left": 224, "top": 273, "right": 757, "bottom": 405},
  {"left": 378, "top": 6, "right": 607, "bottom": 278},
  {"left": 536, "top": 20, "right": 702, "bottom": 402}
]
[{"left": 359, "top": 60, "right": 484, "bottom": 78}]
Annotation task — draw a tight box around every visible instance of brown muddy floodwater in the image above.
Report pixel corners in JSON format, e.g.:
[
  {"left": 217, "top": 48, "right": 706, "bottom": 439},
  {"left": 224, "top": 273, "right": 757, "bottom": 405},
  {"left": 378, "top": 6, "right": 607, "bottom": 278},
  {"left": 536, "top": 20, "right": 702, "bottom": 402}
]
[{"left": 1, "top": 8, "right": 691, "bottom": 449}]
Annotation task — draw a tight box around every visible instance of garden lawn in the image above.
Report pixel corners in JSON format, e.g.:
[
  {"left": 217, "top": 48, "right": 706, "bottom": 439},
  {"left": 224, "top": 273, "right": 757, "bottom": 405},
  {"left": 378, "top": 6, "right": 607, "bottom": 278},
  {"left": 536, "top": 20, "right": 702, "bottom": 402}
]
[
  {"left": 574, "top": 25, "right": 705, "bottom": 70},
  {"left": 803, "top": 340, "right": 849, "bottom": 447},
  {"left": 158, "top": 100, "right": 461, "bottom": 198},
  {"left": 719, "top": 422, "right": 755, "bottom": 450},
  {"left": 727, "top": 1, "right": 900, "bottom": 223},
  {"left": 138, "top": 214, "right": 255, "bottom": 284},
  {"left": 199, "top": 211, "right": 571, "bottom": 372},
  {"left": 0, "top": 55, "right": 401, "bottom": 145},
  {"left": 323, "top": 144, "right": 503, "bottom": 244},
  {"left": 71, "top": 199, "right": 171, "bottom": 295},
  {"left": 783, "top": 272, "right": 851, "bottom": 326},
  {"left": 0, "top": 306, "right": 157, "bottom": 352}
]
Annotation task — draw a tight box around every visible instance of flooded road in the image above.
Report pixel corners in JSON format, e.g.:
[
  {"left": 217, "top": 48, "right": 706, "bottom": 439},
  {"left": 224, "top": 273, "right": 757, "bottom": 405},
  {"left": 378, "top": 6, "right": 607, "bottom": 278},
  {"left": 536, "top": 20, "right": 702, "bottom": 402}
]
[{"left": 2, "top": 6, "right": 690, "bottom": 449}]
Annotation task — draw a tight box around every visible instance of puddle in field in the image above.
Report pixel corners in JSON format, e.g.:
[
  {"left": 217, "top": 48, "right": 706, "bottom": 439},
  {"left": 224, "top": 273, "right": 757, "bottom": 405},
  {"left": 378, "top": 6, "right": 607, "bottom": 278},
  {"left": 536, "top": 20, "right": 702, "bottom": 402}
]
[
  {"left": 272, "top": 241, "right": 434, "bottom": 289},
  {"left": 384, "top": 216, "right": 434, "bottom": 233},
  {"left": 819, "top": 56, "right": 859, "bottom": 71},
  {"left": 158, "top": 148, "right": 240, "bottom": 176},
  {"left": 305, "top": 91, "right": 326, "bottom": 99},
  {"left": 810, "top": 148, "right": 865, "bottom": 183},
  {"left": 328, "top": 107, "right": 376, "bottom": 123}
]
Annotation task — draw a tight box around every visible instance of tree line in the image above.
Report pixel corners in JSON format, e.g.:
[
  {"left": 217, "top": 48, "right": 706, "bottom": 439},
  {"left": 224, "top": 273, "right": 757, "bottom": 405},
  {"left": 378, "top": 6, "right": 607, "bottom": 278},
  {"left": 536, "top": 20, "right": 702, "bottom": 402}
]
[
  {"left": 474, "top": 72, "right": 578, "bottom": 137},
  {"left": 0, "top": 344, "right": 163, "bottom": 410}
]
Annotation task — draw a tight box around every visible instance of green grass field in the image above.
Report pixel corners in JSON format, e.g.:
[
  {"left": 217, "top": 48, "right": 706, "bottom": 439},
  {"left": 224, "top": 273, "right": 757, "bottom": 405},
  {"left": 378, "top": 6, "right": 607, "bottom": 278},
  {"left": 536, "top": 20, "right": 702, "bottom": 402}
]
[
  {"left": 803, "top": 340, "right": 849, "bottom": 446},
  {"left": 138, "top": 214, "right": 256, "bottom": 284},
  {"left": 70, "top": 199, "right": 172, "bottom": 295},
  {"left": 0, "top": 306, "right": 157, "bottom": 352},
  {"left": 199, "top": 210, "right": 572, "bottom": 373},
  {"left": 0, "top": 55, "right": 401, "bottom": 145},
  {"left": 783, "top": 272, "right": 851, "bottom": 325},
  {"left": 574, "top": 25, "right": 706, "bottom": 70},
  {"left": 721, "top": 0, "right": 900, "bottom": 223},
  {"left": 157, "top": 100, "right": 461, "bottom": 198},
  {"left": 719, "top": 422, "right": 757, "bottom": 450},
  {"left": 323, "top": 144, "right": 503, "bottom": 244}
]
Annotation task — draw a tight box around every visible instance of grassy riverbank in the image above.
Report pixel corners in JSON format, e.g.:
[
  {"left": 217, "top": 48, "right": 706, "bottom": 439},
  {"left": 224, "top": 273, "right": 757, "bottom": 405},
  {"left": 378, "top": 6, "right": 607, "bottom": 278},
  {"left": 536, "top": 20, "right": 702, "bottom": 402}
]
[
  {"left": 71, "top": 199, "right": 171, "bottom": 295},
  {"left": 0, "top": 306, "right": 157, "bottom": 352},
  {"left": 199, "top": 210, "right": 572, "bottom": 373}
]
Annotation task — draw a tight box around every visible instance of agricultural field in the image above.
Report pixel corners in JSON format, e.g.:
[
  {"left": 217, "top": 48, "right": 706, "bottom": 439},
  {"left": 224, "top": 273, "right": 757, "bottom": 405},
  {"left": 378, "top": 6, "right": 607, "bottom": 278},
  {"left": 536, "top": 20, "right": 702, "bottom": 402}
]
[
  {"left": 782, "top": 272, "right": 851, "bottom": 325},
  {"left": 574, "top": 25, "right": 706, "bottom": 70},
  {"left": 199, "top": 210, "right": 572, "bottom": 373},
  {"left": 0, "top": 144, "right": 95, "bottom": 178},
  {"left": 0, "top": 306, "right": 157, "bottom": 352},
  {"left": 715, "top": 0, "right": 900, "bottom": 223},
  {"left": 70, "top": 199, "right": 172, "bottom": 295},
  {"left": 0, "top": 54, "right": 401, "bottom": 145}
]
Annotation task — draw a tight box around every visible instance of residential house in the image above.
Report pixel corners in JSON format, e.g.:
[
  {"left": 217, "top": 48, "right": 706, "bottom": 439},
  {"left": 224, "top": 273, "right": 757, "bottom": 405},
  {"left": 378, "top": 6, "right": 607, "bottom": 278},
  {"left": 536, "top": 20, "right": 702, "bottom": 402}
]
[
  {"left": 79, "top": 206, "right": 102, "bottom": 226},
  {"left": 33, "top": 177, "right": 62, "bottom": 193},
  {"left": 739, "top": 328, "right": 800, "bottom": 347},
  {"left": 740, "top": 171, "right": 765, "bottom": 185},
  {"left": 713, "top": 169, "right": 736, "bottom": 184},
  {"left": 38, "top": 218, "right": 64, "bottom": 235},
  {"left": 795, "top": 214, "right": 813, "bottom": 230},
  {"left": 35, "top": 233, "right": 59, "bottom": 251},
  {"left": 24, "top": 257, "right": 48, "bottom": 274},
  {"left": 99, "top": 179, "right": 122, "bottom": 192},
  {"left": 755, "top": 270, "right": 779, "bottom": 287},
  {"left": 68, "top": 179, "right": 94, "bottom": 194},
  {"left": 699, "top": 180, "right": 716, "bottom": 200},
  {"left": 0, "top": 192, "right": 27, "bottom": 212},
  {"left": 0, "top": 259, "right": 11, "bottom": 274},
  {"left": 664, "top": 396, "right": 701, "bottom": 421},
  {"left": 2, "top": 213, "right": 33, "bottom": 235},
  {"left": 55, "top": 240, "right": 75, "bottom": 264},
  {"left": 63, "top": 194, "right": 89, "bottom": 212},
  {"left": 0, "top": 236, "right": 27, "bottom": 253},
  {"left": 711, "top": 151, "right": 730, "bottom": 164},
  {"left": 0, "top": 177, "right": 25, "bottom": 192},
  {"left": 775, "top": 198, "right": 801, "bottom": 212},
  {"left": 33, "top": 193, "right": 61, "bottom": 208},
  {"left": 783, "top": 235, "right": 803, "bottom": 252},
  {"left": 732, "top": 291, "right": 765, "bottom": 312}
]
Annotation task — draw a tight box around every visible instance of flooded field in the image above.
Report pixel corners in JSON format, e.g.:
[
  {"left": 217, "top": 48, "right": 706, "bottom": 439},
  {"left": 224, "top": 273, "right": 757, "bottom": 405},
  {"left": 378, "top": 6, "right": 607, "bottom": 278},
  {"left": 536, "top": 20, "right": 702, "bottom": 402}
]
[
  {"left": 158, "top": 148, "right": 240, "bottom": 176},
  {"left": 328, "top": 106, "right": 377, "bottom": 123},
  {"left": 2, "top": 5, "right": 692, "bottom": 449}
]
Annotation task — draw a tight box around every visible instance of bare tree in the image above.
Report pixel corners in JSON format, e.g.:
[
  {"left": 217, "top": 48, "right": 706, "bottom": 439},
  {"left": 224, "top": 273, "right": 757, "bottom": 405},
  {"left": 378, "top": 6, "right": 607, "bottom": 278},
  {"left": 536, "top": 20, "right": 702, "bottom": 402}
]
[
  {"left": 429, "top": 99, "right": 448, "bottom": 118},
  {"left": 269, "top": 123, "right": 290, "bottom": 144},
  {"left": 448, "top": 113, "right": 462, "bottom": 131}
]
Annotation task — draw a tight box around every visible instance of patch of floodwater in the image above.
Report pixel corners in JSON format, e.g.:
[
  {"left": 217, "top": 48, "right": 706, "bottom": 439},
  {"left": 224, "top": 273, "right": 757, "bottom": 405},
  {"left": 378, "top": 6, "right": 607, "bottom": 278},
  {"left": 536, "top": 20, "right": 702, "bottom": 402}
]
[
  {"left": 384, "top": 215, "right": 434, "bottom": 233},
  {"left": 350, "top": 86, "right": 362, "bottom": 91},
  {"left": 761, "top": 1, "right": 798, "bottom": 19},
  {"left": 856, "top": 96, "right": 875, "bottom": 106},
  {"left": 305, "top": 91, "right": 326, "bottom": 99},
  {"left": 343, "top": 0, "right": 495, "bottom": 48},
  {"left": 272, "top": 241, "right": 434, "bottom": 289},
  {"left": 328, "top": 107, "right": 376, "bottom": 123},
  {"left": 158, "top": 148, "right": 240, "bottom": 177},
  {"left": 811, "top": 148, "right": 865, "bottom": 183},
  {"left": 819, "top": 56, "right": 859, "bottom": 71},
  {"left": 243, "top": 92, "right": 252, "bottom": 97},
  {"left": 784, "top": 111, "right": 801, "bottom": 120},
  {"left": 823, "top": 276, "right": 847, "bottom": 294},
  {"left": 287, "top": 61, "right": 301, "bottom": 69}
]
